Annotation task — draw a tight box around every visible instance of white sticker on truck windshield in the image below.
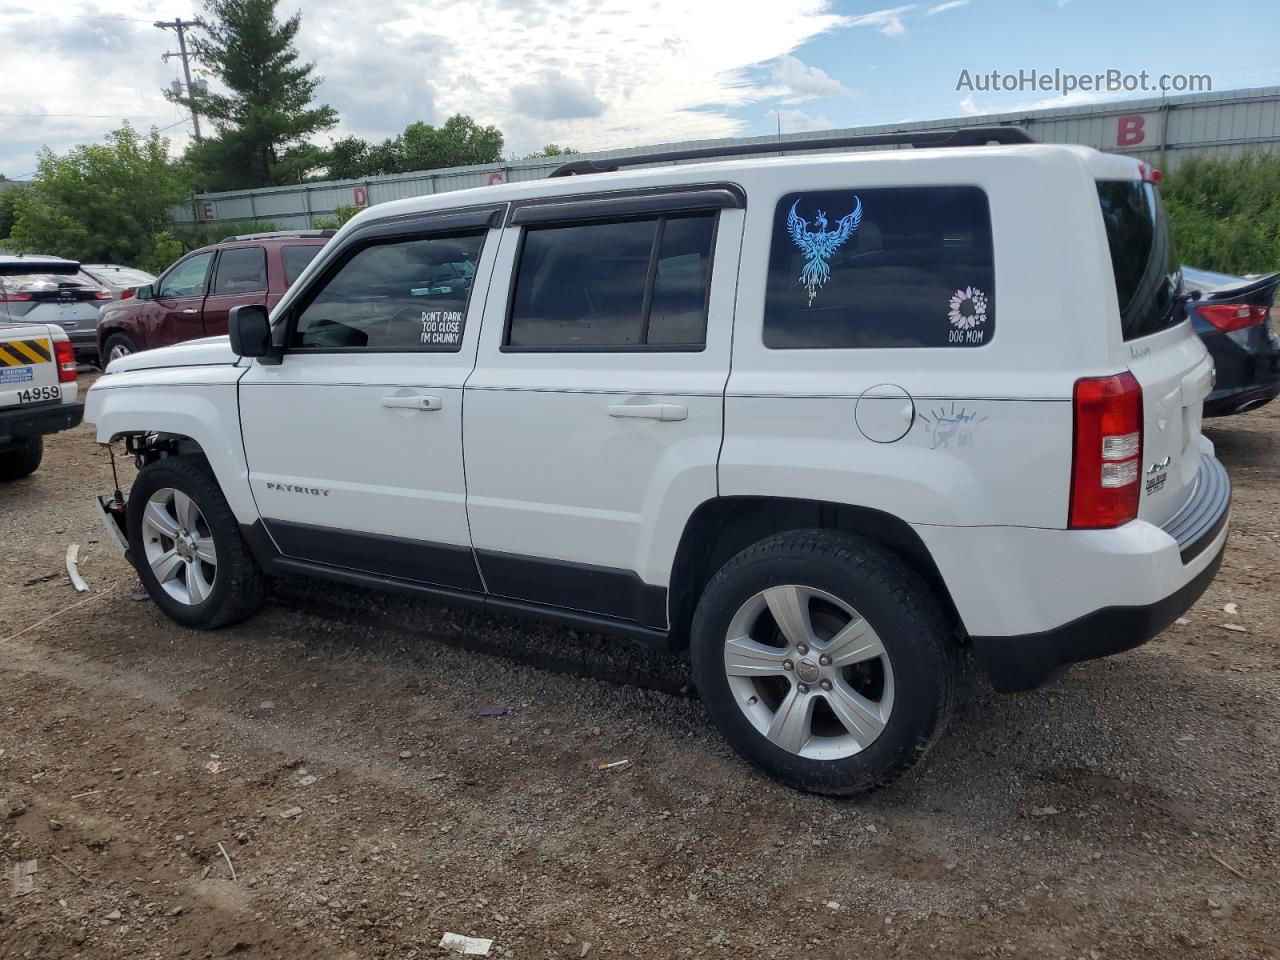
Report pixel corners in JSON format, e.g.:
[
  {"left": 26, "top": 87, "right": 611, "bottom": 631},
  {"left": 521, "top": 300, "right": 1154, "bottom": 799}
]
[{"left": 0, "top": 367, "right": 35, "bottom": 384}]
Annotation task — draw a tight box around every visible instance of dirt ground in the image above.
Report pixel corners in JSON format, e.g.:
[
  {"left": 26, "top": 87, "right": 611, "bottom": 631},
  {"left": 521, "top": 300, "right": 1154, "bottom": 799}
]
[{"left": 1, "top": 384, "right": 1277, "bottom": 960}]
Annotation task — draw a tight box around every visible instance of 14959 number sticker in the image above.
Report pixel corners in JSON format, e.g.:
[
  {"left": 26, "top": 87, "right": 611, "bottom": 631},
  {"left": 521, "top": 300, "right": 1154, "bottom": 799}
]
[{"left": 16, "top": 386, "right": 60, "bottom": 403}]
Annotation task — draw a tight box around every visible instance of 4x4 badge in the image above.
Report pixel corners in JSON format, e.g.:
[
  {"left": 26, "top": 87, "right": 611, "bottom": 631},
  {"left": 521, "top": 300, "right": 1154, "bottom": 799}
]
[{"left": 786, "top": 197, "right": 862, "bottom": 305}]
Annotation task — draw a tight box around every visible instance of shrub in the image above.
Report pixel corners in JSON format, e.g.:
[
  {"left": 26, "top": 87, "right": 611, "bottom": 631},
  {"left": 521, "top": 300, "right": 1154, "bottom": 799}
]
[{"left": 1161, "top": 152, "right": 1280, "bottom": 276}]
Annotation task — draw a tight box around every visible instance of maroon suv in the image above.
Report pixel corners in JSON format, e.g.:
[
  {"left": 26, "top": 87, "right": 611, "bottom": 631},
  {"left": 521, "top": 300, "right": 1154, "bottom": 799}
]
[{"left": 96, "top": 230, "right": 333, "bottom": 364}]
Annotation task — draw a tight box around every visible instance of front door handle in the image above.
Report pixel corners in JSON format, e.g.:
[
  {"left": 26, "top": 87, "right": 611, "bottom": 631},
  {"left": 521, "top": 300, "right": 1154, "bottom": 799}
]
[
  {"left": 381, "top": 395, "right": 442, "bottom": 411},
  {"left": 181, "top": 308, "right": 198, "bottom": 315},
  {"left": 608, "top": 402, "right": 688, "bottom": 422}
]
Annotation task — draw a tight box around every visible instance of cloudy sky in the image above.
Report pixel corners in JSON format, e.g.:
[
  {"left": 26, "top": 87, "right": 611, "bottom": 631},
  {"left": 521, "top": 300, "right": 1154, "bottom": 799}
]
[{"left": 2, "top": 0, "right": 1278, "bottom": 178}]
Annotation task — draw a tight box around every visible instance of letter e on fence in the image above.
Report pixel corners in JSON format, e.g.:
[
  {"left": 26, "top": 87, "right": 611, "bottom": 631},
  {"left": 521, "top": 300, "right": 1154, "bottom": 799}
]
[{"left": 1116, "top": 114, "right": 1146, "bottom": 147}]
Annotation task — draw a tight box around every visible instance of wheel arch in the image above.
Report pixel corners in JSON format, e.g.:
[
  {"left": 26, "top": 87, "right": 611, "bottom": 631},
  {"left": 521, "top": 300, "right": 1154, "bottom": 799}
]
[{"left": 667, "top": 496, "right": 965, "bottom": 649}]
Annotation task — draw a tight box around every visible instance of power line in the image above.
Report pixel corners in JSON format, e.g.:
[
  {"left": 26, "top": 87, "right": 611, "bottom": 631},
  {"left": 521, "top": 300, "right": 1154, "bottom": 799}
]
[
  {"left": 5, "top": 10, "right": 157, "bottom": 22},
  {"left": 154, "top": 17, "right": 204, "bottom": 142}
]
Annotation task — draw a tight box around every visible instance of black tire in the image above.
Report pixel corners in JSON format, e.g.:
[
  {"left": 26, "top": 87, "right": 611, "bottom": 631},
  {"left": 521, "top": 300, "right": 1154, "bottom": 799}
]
[
  {"left": 102, "top": 332, "right": 137, "bottom": 365},
  {"left": 126, "top": 455, "right": 266, "bottom": 629},
  {"left": 690, "top": 529, "right": 955, "bottom": 796},
  {"left": 0, "top": 437, "right": 43, "bottom": 480}
]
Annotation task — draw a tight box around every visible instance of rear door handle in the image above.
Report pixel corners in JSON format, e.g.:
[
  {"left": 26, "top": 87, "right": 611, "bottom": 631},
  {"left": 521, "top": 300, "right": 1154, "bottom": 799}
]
[
  {"left": 381, "top": 395, "right": 442, "bottom": 411},
  {"left": 181, "top": 308, "right": 198, "bottom": 315},
  {"left": 607, "top": 402, "right": 687, "bottom": 422}
]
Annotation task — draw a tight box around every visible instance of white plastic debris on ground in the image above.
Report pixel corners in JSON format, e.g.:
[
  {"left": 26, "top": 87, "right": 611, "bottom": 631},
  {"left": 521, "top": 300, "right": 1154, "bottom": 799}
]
[{"left": 438, "top": 932, "right": 494, "bottom": 956}]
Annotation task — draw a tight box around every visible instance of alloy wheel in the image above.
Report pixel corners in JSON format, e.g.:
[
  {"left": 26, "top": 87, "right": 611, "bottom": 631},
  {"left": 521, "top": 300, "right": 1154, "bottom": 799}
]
[
  {"left": 140, "top": 487, "right": 218, "bottom": 605},
  {"left": 723, "top": 584, "right": 894, "bottom": 760}
]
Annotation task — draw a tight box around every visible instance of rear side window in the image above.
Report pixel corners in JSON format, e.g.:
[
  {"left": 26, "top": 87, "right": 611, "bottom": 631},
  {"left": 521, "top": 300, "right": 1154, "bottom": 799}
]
[
  {"left": 764, "top": 186, "right": 995, "bottom": 349},
  {"left": 211, "top": 247, "right": 267, "bottom": 295},
  {"left": 1096, "top": 180, "right": 1184, "bottom": 341},
  {"left": 291, "top": 232, "right": 484, "bottom": 351},
  {"left": 506, "top": 212, "right": 716, "bottom": 350},
  {"left": 282, "top": 244, "right": 322, "bottom": 285}
]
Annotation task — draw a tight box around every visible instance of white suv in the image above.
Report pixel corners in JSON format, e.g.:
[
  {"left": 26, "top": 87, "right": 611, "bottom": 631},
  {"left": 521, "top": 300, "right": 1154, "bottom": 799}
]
[{"left": 86, "top": 128, "right": 1230, "bottom": 795}]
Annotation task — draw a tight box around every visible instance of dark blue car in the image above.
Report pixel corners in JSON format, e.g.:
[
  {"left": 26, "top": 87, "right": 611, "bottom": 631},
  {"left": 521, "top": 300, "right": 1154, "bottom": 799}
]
[{"left": 1182, "top": 265, "right": 1280, "bottom": 417}]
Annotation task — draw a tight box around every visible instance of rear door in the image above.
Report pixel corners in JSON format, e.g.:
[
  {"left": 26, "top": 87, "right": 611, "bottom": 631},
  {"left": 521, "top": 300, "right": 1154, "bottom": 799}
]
[
  {"left": 152, "top": 251, "right": 214, "bottom": 346},
  {"left": 1096, "top": 178, "right": 1212, "bottom": 525},
  {"left": 202, "top": 245, "right": 267, "bottom": 338},
  {"left": 462, "top": 190, "right": 742, "bottom": 628}
]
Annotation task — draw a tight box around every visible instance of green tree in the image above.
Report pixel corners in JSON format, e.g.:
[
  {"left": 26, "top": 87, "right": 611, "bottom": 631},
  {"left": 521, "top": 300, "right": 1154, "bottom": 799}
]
[
  {"left": 398, "top": 115, "right": 503, "bottom": 170},
  {"left": 321, "top": 116, "right": 504, "bottom": 180},
  {"left": 1161, "top": 152, "right": 1280, "bottom": 275},
  {"left": 177, "top": 0, "right": 337, "bottom": 190},
  {"left": 524, "top": 144, "right": 577, "bottom": 158},
  {"left": 8, "top": 124, "right": 190, "bottom": 265},
  {"left": 0, "top": 190, "right": 19, "bottom": 240}
]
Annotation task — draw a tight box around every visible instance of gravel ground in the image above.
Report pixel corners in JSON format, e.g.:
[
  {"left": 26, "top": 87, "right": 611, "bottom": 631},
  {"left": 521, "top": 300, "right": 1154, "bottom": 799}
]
[{"left": 0, "top": 382, "right": 1277, "bottom": 959}]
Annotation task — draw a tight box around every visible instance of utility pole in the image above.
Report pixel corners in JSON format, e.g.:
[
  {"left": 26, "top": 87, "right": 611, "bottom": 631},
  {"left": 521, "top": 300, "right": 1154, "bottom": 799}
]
[{"left": 155, "top": 17, "right": 203, "bottom": 142}]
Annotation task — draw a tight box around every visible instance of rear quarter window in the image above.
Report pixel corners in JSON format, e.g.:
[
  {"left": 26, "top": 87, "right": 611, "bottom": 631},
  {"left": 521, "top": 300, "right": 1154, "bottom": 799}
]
[
  {"left": 764, "top": 186, "right": 995, "bottom": 349},
  {"left": 1096, "top": 180, "right": 1184, "bottom": 341},
  {"left": 282, "top": 244, "right": 323, "bottom": 285}
]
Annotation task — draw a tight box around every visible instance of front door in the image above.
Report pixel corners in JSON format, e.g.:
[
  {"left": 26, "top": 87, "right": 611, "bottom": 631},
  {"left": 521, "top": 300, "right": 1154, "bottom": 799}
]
[
  {"left": 238, "top": 213, "right": 503, "bottom": 590},
  {"left": 152, "top": 251, "right": 214, "bottom": 347},
  {"left": 463, "top": 195, "right": 743, "bottom": 627}
]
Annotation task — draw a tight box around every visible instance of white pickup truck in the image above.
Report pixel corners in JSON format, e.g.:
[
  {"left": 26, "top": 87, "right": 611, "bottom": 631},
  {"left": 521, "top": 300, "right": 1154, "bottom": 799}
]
[{"left": 0, "top": 322, "right": 83, "bottom": 479}]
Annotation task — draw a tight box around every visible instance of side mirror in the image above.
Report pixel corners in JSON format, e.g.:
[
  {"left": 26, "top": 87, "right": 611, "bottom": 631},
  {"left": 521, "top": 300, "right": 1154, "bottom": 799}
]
[
  {"left": 135, "top": 284, "right": 153, "bottom": 301},
  {"left": 229, "top": 304, "right": 272, "bottom": 358}
]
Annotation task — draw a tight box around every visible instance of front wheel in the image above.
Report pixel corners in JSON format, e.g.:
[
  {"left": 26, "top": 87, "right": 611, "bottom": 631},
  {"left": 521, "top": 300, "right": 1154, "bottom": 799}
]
[
  {"left": 127, "top": 455, "right": 265, "bottom": 629},
  {"left": 102, "top": 332, "right": 136, "bottom": 365},
  {"left": 690, "top": 529, "right": 955, "bottom": 795}
]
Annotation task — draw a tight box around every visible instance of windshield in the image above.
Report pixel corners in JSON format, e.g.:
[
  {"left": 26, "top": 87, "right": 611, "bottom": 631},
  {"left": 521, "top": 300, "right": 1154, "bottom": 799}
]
[{"left": 1096, "top": 180, "right": 1185, "bottom": 341}]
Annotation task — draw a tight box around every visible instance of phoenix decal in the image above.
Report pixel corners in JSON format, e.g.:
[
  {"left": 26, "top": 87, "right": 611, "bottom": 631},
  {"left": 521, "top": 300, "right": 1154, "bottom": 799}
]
[{"left": 786, "top": 197, "right": 863, "bottom": 305}]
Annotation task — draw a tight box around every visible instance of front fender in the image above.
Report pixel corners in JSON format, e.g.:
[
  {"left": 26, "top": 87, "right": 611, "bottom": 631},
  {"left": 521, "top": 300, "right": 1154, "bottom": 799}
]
[{"left": 85, "top": 366, "right": 259, "bottom": 524}]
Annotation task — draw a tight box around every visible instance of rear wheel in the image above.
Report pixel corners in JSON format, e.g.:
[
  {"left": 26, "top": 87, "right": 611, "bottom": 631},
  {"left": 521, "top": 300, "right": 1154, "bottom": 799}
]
[
  {"left": 127, "top": 455, "right": 265, "bottom": 629},
  {"left": 102, "top": 332, "right": 136, "bottom": 364},
  {"left": 0, "top": 438, "right": 43, "bottom": 481},
  {"left": 690, "top": 529, "right": 955, "bottom": 795}
]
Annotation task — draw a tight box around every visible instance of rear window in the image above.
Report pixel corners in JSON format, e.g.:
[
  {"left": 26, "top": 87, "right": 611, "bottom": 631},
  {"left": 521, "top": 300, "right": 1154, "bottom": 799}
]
[
  {"left": 211, "top": 246, "right": 267, "bottom": 295},
  {"left": 282, "top": 244, "right": 323, "bottom": 285},
  {"left": 763, "top": 186, "right": 995, "bottom": 349},
  {"left": 1096, "top": 180, "right": 1184, "bottom": 341}
]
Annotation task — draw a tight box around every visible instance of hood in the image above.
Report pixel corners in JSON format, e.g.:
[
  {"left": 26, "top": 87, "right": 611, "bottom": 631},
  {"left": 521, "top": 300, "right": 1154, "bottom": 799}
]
[{"left": 105, "top": 336, "right": 239, "bottom": 373}]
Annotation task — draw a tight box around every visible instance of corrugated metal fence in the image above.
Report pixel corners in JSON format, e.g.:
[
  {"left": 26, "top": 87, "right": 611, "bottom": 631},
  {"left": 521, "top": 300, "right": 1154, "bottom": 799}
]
[{"left": 174, "top": 85, "right": 1280, "bottom": 230}]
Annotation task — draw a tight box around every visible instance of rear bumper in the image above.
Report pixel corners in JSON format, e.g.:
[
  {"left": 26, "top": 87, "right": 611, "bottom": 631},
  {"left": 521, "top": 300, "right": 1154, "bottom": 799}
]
[
  {"left": 970, "top": 537, "right": 1225, "bottom": 692},
  {"left": 0, "top": 401, "right": 84, "bottom": 450},
  {"left": 915, "top": 451, "right": 1232, "bottom": 691}
]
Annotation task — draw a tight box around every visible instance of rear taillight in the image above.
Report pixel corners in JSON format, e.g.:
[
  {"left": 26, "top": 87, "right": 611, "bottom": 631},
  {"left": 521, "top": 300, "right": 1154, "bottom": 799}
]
[
  {"left": 121, "top": 289, "right": 135, "bottom": 300},
  {"left": 54, "top": 339, "right": 77, "bottom": 382},
  {"left": 94, "top": 290, "right": 112, "bottom": 300},
  {"left": 1069, "top": 372, "right": 1143, "bottom": 529},
  {"left": 1197, "top": 302, "right": 1268, "bottom": 333},
  {"left": 0, "top": 291, "right": 32, "bottom": 302}
]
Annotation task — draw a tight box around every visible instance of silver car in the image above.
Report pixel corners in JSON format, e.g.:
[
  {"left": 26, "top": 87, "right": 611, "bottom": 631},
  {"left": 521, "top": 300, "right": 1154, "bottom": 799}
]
[
  {"left": 0, "top": 255, "right": 110, "bottom": 362},
  {"left": 80, "top": 263, "right": 157, "bottom": 300}
]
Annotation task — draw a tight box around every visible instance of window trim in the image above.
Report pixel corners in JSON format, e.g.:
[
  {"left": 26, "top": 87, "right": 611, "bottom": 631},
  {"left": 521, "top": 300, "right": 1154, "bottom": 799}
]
[
  {"left": 508, "top": 185, "right": 743, "bottom": 227},
  {"left": 500, "top": 210, "right": 720, "bottom": 354},
  {"left": 761, "top": 184, "right": 998, "bottom": 351},
  {"left": 282, "top": 226, "right": 490, "bottom": 355},
  {"left": 207, "top": 245, "right": 268, "bottom": 298}
]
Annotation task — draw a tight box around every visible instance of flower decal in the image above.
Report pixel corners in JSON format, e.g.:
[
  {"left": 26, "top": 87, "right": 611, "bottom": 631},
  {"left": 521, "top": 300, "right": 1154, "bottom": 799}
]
[{"left": 948, "top": 286, "right": 988, "bottom": 330}]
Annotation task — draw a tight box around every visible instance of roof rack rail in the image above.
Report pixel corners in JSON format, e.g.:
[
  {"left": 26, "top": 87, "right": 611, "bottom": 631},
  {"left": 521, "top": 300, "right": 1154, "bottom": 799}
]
[
  {"left": 549, "top": 125, "right": 1034, "bottom": 177},
  {"left": 220, "top": 228, "right": 338, "bottom": 242}
]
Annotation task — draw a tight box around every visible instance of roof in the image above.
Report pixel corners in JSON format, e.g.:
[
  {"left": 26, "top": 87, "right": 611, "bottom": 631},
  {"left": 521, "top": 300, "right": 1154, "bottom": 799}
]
[
  {"left": 341, "top": 141, "right": 1134, "bottom": 230},
  {"left": 0, "top": 254, "right": 79, "bottom": 268}
]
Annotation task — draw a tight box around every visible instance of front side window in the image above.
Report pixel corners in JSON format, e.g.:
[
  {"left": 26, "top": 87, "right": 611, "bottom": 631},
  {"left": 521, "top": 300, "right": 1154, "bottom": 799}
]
[
  {"left": 506, "top": 212, "right": 716, "bottom": 350},
  {"left": 158, "top": 252, "right": 214, "bottom": 299},
  {"left": 763, "top": 186, "right": 995, "bottom": 349},
  {"left": 291, "top": 232, "right": 485, "bottom": 351},
  {"left": 211, "top": 246, "right": 267, "bottom": 295}
]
